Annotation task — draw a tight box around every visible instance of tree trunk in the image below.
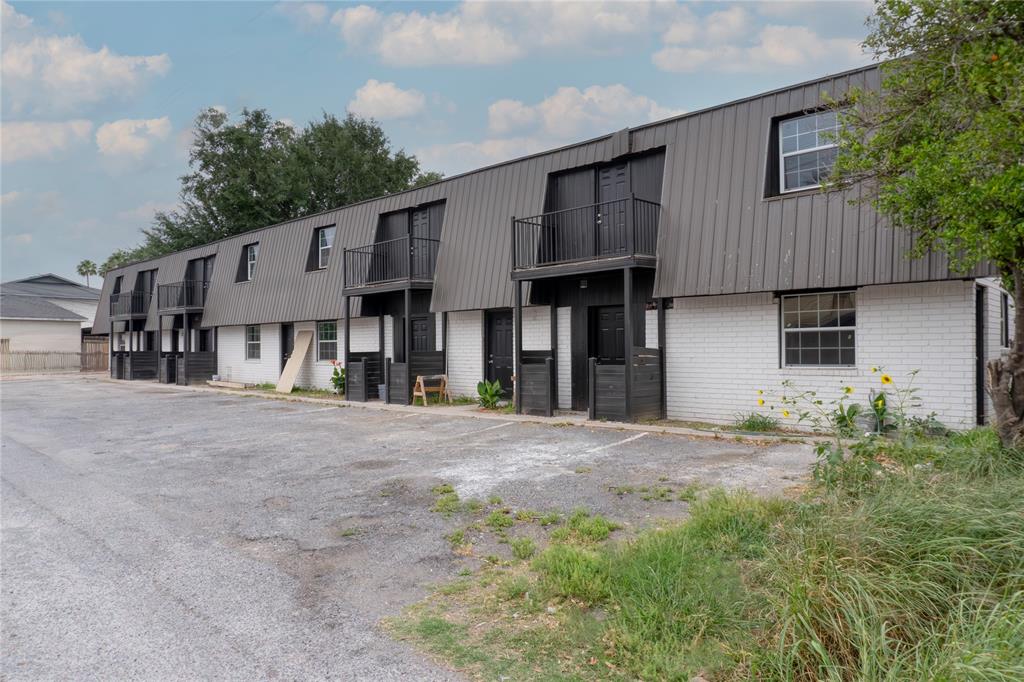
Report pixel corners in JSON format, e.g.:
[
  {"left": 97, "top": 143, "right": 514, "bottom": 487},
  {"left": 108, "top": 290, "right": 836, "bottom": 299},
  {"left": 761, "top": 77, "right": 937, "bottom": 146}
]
[{"left": 986, "top": 265, "right": 1024, "bottom": 448}]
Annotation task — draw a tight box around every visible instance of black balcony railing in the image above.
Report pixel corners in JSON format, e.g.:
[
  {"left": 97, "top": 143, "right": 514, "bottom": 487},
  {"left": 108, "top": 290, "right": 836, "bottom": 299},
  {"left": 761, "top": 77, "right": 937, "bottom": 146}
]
[
  {"left": 109, "top": 290, "right": 150, "bottom": 317},
  {"left": 344, "top": 235, "right": 440, "bottom": 289},
  {"left": 157, "top": 280, "right": 208, "bottom": 310},
  {"left": 512, "top": 195, "right": 660, "bottom": 270}
]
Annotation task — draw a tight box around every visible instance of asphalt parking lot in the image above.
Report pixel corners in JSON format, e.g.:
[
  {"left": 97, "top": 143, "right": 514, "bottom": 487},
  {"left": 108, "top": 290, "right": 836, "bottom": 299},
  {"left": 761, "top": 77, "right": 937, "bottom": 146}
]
[{"left": 1, "top": 376, "right": 814, "bottom": 680}]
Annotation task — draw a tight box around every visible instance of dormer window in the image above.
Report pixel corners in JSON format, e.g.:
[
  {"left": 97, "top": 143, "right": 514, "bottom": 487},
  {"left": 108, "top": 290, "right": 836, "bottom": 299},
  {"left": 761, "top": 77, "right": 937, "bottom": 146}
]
[
  {"left": 779, "top": 111, "right": 839, "bottom": 193},
  {"left": 308, "top": 226, "right": 336, "bottom": 271},
  {"left": 237, "top": 243, "right": 259, "bottom": 282}
]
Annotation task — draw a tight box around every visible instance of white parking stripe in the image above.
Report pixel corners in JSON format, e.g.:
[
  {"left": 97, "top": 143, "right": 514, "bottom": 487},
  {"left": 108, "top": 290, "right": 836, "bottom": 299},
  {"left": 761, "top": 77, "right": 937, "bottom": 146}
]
[
  {"left": 586, "top": 432, "right": 647, "bottom": 453},
  {"left": 275, "top": 406, "right": 338, "bottom": 417}
]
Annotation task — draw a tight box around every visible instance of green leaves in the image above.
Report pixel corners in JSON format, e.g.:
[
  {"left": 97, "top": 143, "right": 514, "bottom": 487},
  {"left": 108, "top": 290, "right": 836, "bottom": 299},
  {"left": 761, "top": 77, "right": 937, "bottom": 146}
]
[
  {"left": 830, "top": 0, "right": 1024, "bottom": 279},
  {"left": 108, "top": 109, "right": 443, "bottom": 265}
]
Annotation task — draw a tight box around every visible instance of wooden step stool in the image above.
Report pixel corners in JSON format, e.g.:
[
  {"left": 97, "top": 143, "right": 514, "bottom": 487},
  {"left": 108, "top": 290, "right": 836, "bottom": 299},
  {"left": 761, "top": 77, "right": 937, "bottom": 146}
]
[{"left": 413, "top": 374, "right": 452, "bottom": 406}]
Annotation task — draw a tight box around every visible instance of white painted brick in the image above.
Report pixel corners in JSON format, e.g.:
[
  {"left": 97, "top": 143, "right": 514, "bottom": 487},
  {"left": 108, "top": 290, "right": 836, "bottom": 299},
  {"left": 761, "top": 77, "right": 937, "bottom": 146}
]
[
  {"left": 520, "top": 306, "right": 550, "bottom": 351},
  {"left": 557, "top": 306, "right": 571, "bottom": 409},
  {"left": 447, "top": 310, "right": 483, "bottom": 397},
  {"left": 217, "top": 324, "right": 282, "bottom": 385},
  {"left": 664, "top": 281, "right": 978, "bottom": 428}
]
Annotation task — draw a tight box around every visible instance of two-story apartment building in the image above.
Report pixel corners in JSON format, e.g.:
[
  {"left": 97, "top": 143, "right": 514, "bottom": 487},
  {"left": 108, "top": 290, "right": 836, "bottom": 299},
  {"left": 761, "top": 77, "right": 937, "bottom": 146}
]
[{"left": 94, "top": 65, "right": 1012, "bottom": 428}]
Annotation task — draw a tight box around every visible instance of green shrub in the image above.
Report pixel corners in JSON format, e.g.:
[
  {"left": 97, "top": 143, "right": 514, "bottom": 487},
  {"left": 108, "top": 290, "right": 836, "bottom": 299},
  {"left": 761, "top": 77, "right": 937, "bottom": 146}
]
[{"left": 476, "top": 379, "right": 503, "bottom": 408}]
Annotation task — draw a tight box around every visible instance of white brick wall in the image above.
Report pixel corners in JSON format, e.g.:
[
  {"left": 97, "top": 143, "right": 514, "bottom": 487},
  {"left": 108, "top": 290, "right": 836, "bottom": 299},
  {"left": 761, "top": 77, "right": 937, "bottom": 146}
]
[
  {"left": 447, "top": 310, "right": 483, "bottom": 396},
  {"left": 556, "top": 306, "right": 571, "bottom": 409},
  {"left": 520, "top": 306, "right": 550, "bottom": 351},
  {"left": 664, "top": 280, "right": 977, "bottom": 428},
  {"left": 645, "top": 308, "right": 658, "bottom": 350},
  {"left": 217, "top": 324, "right": 282, "bottom": 385}
]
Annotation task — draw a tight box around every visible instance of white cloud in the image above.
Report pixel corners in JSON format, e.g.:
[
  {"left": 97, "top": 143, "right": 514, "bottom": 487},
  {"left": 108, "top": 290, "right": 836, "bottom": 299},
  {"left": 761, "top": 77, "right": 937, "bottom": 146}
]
[
  {"left": 95, "top": 117, "right": 172, "bottom": 158},
  {"left": 329, "top": 1, "right": 684, "bottom": 67},
  {"left": 488, "top": 85, "right": 685, "bottom": 139},
  {"left": 274, "top": 2, "right": 329, "bottom": 30},
  {"left": 0, "top": 191, "right": 23, "bottom": 206},
  {"left": 653, "top": 22, "right": 864, "bottom": 73},
  {"left": 424, "top": 84, "right": 684, "bottom": 176},
  {"left": 0, "top": 120, "right": 93, "bottom": 162},
  {"left": 1, "top": 1, "right": 170, "bottom": 114},
  {"left": 347, "top": 79, "right": 426, "bottom": 120},
  {"left": 5, "top": 233, "right": 33, "bottom": 245},
  {"left": 116, "top": 200, "right": 179, "bottom": 222}
]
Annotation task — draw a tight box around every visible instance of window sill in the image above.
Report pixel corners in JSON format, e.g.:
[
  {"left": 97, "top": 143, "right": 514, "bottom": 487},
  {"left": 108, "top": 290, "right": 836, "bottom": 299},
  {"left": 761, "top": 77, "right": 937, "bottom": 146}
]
[
  {"left": 781, "top": 365, "right": 859, "bottom": 375},
  {"left": 762, "top": 186, "right": 837, "bottom": 203}
]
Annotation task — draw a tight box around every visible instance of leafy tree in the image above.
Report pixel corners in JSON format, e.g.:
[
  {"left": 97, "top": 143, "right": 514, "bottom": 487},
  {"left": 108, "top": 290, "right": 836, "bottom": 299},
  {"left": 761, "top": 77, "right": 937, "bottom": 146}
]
[
  {"left": 115, "top": 108, "right": 442, "bottom": 262},
  {"left": 76, "top": 259, "right": 97, "bottom": 287},
  {"left": 830, "top": 0, "right": 1024, "bottom": 446},
  {"left": 99, "top": 249, "right": 134, "bottom": 276}
]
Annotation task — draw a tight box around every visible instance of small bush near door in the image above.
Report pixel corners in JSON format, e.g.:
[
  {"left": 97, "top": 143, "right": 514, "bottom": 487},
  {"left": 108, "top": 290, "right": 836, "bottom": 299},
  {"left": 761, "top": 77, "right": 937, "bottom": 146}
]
[{"left": 477, "top": 379, "right": 503, "bottom": 408}]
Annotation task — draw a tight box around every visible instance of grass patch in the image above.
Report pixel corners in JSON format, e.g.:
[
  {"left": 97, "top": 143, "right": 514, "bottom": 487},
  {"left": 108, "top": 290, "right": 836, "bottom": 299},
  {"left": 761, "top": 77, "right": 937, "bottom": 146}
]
[
  {"left": 538, "top": 512, "right": 561, "bottom": 527},
  {"left": 549, "top": 509, "right": 620, "bottom": 544},
  {"left": 396, "top": 428, "right": 1024, "bottom": 680},
  {"left": 733, "top": 411, "right": 781, "bottom": 432},
  {"left": 486, "top": 494, "right": 503, "bottom": 506},
  {"left": 485, "top": 510, "right": 514, "bottom": 530},
  {"left": 509, "top": 536, "right": 536, "bottom": 560},
  {"left": 640, "top": 486, "right": 674, "bottom": 501}
]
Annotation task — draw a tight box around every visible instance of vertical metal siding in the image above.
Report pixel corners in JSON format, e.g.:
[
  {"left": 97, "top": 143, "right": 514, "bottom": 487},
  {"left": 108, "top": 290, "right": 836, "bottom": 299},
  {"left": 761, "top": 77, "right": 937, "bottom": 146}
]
[{"left": 96, "top": 65, "right": 993, "bottom": 326}]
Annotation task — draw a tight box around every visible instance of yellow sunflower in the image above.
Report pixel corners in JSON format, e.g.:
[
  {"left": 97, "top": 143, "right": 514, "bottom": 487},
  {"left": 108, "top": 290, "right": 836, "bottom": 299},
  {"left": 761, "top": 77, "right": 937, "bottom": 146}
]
[
  {"left": 757, "top": 389, "right": 764, "bottom": 395},
  {"left": 781, "top": 409, "right": 791, "bottom": 418},
  {"left": 757, "top": 398, "right": 765, "bottom": 406},
  {"left": 843, "top": 386, "right": 854, "bottom": 394},
  {"left": 871, "top": 366, "right": 879, "bottom": 373},
  {"left": 880, "top": 374, "right": 893, "bottom": 385}
]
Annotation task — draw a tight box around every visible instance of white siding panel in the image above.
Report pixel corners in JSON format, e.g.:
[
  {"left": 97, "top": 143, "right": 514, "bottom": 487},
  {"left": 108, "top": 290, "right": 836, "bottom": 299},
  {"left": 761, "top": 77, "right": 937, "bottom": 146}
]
[{"left": 216, "top": 324, "right": 282, "bottom": 385}]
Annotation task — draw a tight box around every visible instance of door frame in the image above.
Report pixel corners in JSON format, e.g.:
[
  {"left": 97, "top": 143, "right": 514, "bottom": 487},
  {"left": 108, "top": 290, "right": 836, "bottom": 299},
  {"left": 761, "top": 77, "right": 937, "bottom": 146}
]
[
  {"left": 484, "top": 308, "right": 514, "bottom": 397},
  {"left": 280, "top": 323, "right": 295, "bottom": 373}
]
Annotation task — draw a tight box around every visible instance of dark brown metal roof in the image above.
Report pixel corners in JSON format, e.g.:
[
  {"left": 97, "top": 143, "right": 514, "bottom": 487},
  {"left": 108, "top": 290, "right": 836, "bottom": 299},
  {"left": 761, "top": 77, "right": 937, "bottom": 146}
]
[{"left": 96, "top": 63, "right": 990, "bottom": 330}]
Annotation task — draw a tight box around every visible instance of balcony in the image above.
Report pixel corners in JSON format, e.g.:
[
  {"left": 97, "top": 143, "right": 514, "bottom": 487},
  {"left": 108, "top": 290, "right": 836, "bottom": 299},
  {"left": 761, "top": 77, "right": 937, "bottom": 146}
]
[
  {"left": 511, "top": 195, "right": 660, "bottom": 278},
  {"left": 157, "top": 280, "right": 207, "bottom": 311},
  {"left": 343, "top": 235, "right": 440, "bottom": 294},
  {"left": 109, "top": 290, "right": 151, "bottom": 318}
]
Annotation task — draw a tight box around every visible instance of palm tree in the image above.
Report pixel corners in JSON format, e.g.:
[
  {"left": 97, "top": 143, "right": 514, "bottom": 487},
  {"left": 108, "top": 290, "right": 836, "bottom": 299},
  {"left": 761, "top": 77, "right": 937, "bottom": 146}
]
[{"left": 76, "top": 259, "right": 98, "bottom": 287}]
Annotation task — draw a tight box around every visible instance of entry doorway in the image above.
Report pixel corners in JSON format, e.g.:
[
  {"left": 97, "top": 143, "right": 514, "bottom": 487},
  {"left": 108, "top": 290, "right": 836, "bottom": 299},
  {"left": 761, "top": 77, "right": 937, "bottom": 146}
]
[
  {"left": 485, "top": 310, "right": 514, "bottom": 397},
  {"left": 590, "top": 305, "right": 625, "bottom": 364},
  {"left": 597, "top": 164, "right": 628, "bottom": 256},
  {"left": 281, "top": 324, "right": 294, "bottom": 370}
]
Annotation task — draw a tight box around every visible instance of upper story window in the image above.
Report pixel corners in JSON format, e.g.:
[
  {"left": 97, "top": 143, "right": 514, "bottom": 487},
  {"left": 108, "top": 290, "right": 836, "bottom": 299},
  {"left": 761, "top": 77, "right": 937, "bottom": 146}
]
[
  {"left": 779, "top": 111, "right": 840, "bottom": 193},
  {"left": 308, "top": 226, "right": 336, "bottom": 271},
  {"left": 237, "top": 243, "right": 259, "bottom": 282},
  {"left": 782, "top": 291, "right": 856, "bottom": 367},
  {"left": 317, "top": 321, "right": 337, "bottom": 361}
]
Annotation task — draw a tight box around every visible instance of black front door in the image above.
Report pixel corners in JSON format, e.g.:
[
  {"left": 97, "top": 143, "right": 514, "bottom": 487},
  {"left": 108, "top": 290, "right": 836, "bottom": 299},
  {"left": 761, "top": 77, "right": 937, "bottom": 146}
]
[
  {"left": 591, "top": 305, "right": 625, "bottom": 364},
  {"left": 486, "top": 310, "right": 514, "bottom": 396},
  {"left": 411, "top": 315, "right": 432, "bottom": 352},
  {"left": 281, "top": 324, "right": 294, "bottom": 368},
  {"left": 410, "top": 208, "right": 431, "bottom": 278},
  {"left": 597, "top": 164, "right": 628, "bottom": 255}
]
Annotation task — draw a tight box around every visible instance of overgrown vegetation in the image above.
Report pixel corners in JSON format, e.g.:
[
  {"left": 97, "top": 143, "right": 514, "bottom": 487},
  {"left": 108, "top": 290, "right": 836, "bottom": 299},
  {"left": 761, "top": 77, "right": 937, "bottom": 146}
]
[{"left": 397, "top": 425, "right": 1024, "bottom": 680}]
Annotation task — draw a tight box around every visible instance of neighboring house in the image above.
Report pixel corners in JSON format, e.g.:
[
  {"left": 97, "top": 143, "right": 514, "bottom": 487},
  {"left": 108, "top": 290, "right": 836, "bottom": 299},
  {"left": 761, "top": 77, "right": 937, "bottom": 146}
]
[
  {"left": 95, "top": 64, "right": 1013, "bottom": 428},
  {"left": 1, "top": 274, "right": 101, "bottom": 333},
  {"left": 0, "top": 293, "right": 85, "bottom": 353}
]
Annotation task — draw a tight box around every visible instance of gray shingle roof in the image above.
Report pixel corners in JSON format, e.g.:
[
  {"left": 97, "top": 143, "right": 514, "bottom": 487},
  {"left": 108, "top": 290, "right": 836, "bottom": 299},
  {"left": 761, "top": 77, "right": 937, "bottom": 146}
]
[
  {"left": 0, "top": 294, "right": 85, "bottom": 321},
  {"left": 2, "top": 273, "right": 100, "bottom": 301}
]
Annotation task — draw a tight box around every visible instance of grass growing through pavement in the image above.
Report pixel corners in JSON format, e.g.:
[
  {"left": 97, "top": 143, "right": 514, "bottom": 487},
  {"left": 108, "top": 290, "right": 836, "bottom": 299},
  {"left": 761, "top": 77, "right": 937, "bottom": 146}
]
[{"left": 393, "top": 428, "right": 1024, "bottom": 680}]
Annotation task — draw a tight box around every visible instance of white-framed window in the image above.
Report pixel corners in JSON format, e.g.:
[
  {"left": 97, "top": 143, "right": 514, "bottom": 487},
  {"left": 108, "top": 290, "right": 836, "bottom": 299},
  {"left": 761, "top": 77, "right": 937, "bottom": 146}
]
[
  {"left": 780, "top": 111, "right": 840, "bottom": 193},
  {"left": 246, "top": 243, "right": 259, "bottom": 281},
  {"left": 317, "top": 227, "right": 336, "bottom": 269},
  {"left": 317, "top": 321, "right": 337, "bottom": 361},
  {"left": 782, "top": 291, "right": 856, "bottom": 367},
  {"left": 245, "top": 325, "right": 261, "bottom": 360}
]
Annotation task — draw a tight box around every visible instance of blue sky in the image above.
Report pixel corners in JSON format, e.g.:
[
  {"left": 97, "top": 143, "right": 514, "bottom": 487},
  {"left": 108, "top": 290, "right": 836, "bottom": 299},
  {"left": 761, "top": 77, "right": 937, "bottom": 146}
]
[{"left": 1, "top": 1, "right": 873, "bottom": 283}]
